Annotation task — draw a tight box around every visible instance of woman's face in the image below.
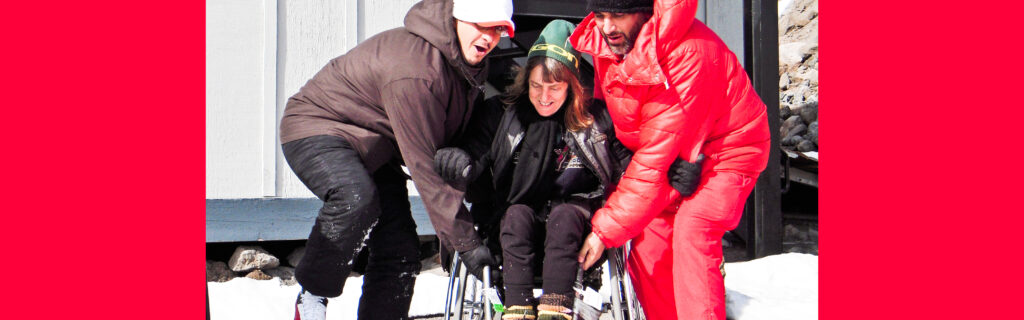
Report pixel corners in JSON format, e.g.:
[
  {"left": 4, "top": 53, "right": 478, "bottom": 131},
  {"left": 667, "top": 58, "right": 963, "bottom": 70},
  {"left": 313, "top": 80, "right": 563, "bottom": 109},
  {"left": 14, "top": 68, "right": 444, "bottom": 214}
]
[{"left": 528, "top": 64, "right": 569, "bottom": 117}]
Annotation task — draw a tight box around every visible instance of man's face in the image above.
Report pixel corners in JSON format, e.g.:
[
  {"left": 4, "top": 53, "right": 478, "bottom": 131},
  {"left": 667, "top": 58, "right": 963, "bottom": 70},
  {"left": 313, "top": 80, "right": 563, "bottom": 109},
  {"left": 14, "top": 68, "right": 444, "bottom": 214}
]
[
  {"left": 593, "top": 11, "right": 651, "bottom": 57},
  {"left": 455, "top": 19, "right": 504, "bottom": 66}
]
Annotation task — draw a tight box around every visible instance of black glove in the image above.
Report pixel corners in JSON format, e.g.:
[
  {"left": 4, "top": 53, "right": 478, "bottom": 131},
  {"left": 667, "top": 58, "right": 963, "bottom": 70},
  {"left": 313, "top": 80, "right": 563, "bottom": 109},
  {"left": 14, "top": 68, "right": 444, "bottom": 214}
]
[
  {"left": 668, "top": 154, "right": 705, "bottom": 197},
  {"left": 433, "top": 147, "right": 476, "bottom": 186},
  {"left": 459, "top": 244, "right": 497, "bottom": 281}
]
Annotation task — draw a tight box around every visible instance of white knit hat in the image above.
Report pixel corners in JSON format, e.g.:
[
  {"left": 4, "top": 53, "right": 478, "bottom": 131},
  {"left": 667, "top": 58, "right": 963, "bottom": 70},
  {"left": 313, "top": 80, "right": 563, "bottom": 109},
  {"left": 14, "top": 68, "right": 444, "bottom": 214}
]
[{"left": 452, "top": 0, "right": 516, "bottom": 38}]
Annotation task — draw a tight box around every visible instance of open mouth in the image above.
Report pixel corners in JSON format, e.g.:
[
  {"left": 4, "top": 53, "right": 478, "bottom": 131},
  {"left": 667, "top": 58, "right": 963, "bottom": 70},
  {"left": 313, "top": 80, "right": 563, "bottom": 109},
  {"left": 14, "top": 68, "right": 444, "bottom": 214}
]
[
  {"left": 607, "top": 34, "right": 624, "bottom": 44},
  {"left": 473, "top": 44, "right": 489, "bottom": 55}
]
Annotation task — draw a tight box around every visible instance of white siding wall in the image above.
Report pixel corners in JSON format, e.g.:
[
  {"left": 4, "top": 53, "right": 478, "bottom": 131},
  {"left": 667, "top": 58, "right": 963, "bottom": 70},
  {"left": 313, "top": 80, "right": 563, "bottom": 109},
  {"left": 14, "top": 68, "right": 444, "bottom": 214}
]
[
  {"left": 207, "top": 0, "right": 420, "bottom": 199},
  {"left": 207, "top": 0, "right": 276, "bottom": 198}
]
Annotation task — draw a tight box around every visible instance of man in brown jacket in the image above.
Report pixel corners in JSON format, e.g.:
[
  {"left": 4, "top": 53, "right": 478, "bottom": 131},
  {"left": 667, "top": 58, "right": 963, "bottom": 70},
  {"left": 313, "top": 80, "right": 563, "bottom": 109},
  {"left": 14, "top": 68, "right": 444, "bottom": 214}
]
[{"left": 279, "top": 0, "right": 515, "bottom": 319}]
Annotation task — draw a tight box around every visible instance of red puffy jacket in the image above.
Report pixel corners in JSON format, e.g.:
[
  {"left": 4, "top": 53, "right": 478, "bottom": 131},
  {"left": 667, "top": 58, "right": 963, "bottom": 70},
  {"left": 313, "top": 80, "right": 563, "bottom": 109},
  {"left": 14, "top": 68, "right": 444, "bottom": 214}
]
[{"left": 570, "top": 0, "right": 771, "bottom": 247}]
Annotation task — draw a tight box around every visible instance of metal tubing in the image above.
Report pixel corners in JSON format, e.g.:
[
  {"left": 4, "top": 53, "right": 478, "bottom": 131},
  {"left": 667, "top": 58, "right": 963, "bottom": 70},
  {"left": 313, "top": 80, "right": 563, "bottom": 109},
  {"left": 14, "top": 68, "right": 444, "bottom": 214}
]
[
  {"left": 455, "top": 263, "right": 469, "bottom": 319},
  {"left": 444, "top": 253, "right": 462, "bottom": 320},
  {"left": 608, "top": 248, "right": 624, "bottom": 320},
  {"left": 482, "top": 265, "right": 492, "bottom": 320}
]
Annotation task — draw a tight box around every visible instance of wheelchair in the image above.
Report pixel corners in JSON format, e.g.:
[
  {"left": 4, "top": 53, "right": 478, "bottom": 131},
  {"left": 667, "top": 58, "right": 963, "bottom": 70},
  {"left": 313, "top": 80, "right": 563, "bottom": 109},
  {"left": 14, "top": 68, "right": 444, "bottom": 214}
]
[{"left": 442, "top": 242, "right": 646, "bottom": 320}]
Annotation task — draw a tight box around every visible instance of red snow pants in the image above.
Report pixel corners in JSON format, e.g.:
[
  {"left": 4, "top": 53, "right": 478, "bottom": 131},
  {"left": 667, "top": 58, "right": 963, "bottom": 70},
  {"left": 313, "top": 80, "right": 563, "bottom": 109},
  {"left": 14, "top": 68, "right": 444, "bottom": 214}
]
[{"left": 626, "top": 171, "right": 756, "bottom": 320}]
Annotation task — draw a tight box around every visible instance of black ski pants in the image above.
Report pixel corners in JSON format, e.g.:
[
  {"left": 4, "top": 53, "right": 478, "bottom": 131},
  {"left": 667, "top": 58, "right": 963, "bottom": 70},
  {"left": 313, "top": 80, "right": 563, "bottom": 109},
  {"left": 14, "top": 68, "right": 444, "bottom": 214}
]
[
  {"left": 282, "top": 135, "right": 421, "bottom": 319},
  {"left": 500, "top": 203, "right": 590, "bottom": 306}
]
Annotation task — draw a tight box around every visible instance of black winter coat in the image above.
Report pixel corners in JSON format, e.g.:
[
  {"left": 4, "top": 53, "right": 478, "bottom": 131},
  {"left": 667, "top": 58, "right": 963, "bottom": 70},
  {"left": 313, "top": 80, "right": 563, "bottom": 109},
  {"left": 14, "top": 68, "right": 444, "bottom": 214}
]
[{"left": 459, "top": 97, "right": 632, "bottom": 223}]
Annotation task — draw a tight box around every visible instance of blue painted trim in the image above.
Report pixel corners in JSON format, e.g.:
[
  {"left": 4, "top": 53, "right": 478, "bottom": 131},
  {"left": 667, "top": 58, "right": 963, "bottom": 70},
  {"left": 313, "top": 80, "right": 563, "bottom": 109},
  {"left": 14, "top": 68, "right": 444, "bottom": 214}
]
[{"left": 206, "top": 197, "right": 436, "bottom": 242}]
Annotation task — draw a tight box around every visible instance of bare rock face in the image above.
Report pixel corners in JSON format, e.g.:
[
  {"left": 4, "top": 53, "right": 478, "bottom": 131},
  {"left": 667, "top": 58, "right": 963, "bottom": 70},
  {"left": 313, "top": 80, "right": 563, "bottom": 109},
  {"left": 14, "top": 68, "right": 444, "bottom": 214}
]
[
  {"left": 207, "top": 260, "right": 235, "bottom": 282},
  {"left": 778, "top": 0, "right": 818, "bottom": 153},
  {"left": 228, "top": 246, "right": 280, "bottom": 273}
]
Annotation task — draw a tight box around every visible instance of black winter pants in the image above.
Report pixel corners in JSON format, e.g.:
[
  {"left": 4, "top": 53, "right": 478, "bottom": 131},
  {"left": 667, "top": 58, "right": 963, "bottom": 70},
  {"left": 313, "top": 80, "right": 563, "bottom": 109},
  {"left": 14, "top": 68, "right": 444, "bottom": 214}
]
[
  {"left": 282, "top": 135, "right": 421, "bottom": 319},
  {"left": 500, "top": 203, "right": 590, "bottom": 306}
]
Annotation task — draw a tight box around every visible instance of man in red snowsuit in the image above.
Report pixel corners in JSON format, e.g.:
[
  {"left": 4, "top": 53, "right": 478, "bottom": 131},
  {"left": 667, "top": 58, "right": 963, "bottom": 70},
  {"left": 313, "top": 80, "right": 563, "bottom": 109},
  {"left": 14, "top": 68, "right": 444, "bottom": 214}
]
[{"left": 571, "top": 0, "right": 771, "bottom": 319}]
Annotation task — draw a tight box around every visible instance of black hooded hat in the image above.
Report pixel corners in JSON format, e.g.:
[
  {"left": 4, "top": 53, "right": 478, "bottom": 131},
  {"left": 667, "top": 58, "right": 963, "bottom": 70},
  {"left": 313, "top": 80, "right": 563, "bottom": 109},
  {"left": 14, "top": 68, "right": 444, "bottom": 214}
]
[{"left": 586, "top": 0, "right": 654, "bottom": 13}]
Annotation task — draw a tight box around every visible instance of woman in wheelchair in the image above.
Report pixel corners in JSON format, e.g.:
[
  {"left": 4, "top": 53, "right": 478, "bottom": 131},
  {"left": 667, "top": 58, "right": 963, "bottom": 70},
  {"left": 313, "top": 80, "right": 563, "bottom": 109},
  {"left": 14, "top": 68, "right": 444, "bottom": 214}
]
[{"left": 433, "top": 20, "right": 703, "bottom": 320}]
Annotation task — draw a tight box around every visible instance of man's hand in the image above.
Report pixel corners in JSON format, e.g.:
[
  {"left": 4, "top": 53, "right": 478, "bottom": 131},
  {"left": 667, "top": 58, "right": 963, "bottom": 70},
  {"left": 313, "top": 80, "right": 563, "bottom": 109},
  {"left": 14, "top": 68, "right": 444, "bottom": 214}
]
[
  {"left": 434, "top": 147, "right": 474, "bottom": 186},
  {"left": 668, "top": 154, "right": 705, "bottom": 197},
  {"left": 459, "top": 245, "right": 497, "bottom": 281},
  {"left": 578, "top": 232, "right": 606, "bottom": 270}
]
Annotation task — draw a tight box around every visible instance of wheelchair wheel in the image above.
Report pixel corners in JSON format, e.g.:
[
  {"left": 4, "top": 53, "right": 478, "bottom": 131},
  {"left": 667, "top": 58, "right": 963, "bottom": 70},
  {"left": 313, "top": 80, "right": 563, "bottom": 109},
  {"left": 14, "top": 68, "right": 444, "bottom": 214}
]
[
  {"left": 605, "top": 244, "right": 645, "bottom": 320},
  {"left": 444, "top": 253, "right": 498, "bottom": 320}
]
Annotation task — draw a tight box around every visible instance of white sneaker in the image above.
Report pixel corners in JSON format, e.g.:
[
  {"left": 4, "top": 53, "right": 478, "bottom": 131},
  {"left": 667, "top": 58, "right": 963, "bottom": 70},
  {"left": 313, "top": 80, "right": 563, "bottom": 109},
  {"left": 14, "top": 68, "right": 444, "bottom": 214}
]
[{"left": 294, "top": 289, "right": 328, "bottom": 320}]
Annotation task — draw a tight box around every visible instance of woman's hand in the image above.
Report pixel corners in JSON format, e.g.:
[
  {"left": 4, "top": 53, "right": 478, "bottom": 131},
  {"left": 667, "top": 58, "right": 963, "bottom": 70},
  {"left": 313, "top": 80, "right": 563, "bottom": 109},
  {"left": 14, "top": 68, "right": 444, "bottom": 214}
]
[{"left": 578, "top": 232, "right": 606, "bottom": 270}]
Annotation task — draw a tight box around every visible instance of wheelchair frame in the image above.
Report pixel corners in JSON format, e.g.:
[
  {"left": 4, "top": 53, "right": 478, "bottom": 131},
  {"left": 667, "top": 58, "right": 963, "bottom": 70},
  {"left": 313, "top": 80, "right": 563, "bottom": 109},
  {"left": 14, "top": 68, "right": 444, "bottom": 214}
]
[{"left": 443, "top": 243, "right": 646, "bottom": 320}]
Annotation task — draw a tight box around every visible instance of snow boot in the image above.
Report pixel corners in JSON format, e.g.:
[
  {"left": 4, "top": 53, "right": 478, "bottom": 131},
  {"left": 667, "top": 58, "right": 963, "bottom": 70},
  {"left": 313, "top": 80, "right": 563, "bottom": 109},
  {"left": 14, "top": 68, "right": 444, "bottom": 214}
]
[
  {"left": 537, "top": 293, "right": 573, "bottom": 320},
  {"left": 294, "top": 288, "right": 328, "bottom": 320},
  {"left": 501, "top": 305, "right": 536, "bottom": 320}
]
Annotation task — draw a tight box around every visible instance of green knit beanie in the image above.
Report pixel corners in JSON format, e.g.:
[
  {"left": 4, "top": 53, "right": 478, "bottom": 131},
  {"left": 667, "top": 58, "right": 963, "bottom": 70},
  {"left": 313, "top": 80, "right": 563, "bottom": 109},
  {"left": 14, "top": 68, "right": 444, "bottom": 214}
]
[{"left": 527, "top": 19, "right": 582, "bottom": 78}]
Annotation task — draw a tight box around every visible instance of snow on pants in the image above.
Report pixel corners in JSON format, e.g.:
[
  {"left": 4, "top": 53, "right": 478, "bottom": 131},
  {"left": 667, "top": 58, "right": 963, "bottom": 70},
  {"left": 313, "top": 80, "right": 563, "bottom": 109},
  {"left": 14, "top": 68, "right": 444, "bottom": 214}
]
[
  {"left": 500, "top": 203, "right": 590, "bottom": 306},
  {"left": 282, "top": 135, "right": 422, "bottom": 319},
  {"left": 627, "top": 171, "right": 755, "bottom": 320}
]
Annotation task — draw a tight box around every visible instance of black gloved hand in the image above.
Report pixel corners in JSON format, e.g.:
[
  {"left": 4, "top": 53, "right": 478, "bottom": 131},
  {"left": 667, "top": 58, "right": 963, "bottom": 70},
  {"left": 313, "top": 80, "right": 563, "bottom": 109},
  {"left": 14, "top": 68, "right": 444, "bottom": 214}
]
[
  {"left": 668, "top": 154, "right": 705, "bottom": 197},
  {"left": 433, "top": 147, "right": 474, "bottom": 186},
  {"left": 459, "top": 244, "right": 497, "bottom": 281}
]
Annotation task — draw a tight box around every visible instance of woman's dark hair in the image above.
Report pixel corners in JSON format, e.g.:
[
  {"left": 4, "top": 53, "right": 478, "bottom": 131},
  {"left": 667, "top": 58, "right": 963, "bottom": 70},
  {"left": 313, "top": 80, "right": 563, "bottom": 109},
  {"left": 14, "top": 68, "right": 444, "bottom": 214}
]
[{"left": 502, "top": 56, "right": 592, "bottom": 131}]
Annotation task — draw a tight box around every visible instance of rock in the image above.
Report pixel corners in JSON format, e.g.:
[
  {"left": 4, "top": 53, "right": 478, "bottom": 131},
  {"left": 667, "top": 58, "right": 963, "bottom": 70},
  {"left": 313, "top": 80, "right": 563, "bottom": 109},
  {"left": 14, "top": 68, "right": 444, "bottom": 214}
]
[
  {"left": 805, "top": 121, "right": 818, "bottom": 145},
  {"left": 287, "top": 246, "right": 306, "bottom": 268},
  {"left": 782, "top": 115, "right": 803, "bottom": 133},
  {"left": 420, "top": 254, "right": 443, "bottom": 272},
  {"left": 779, "top": 42, "right": 808, "bottom": 67},
  {"left": 797, "top": 0, "right": 818, "bottom": 20},
  {"left": 791, "top": 86, "right": 809, "bottom": 103},
  {"left": 785, "top": 124, "right": 807, "bottom": 140},
  {"left": 799, "top": 102, "right": 818, "bottom": 124},
  {"left": 245, "top": 269, "right": 273, "bottom": 281},
  {"left": 797, "top": 140, "right": 817, "bottom": 152},
  {"left": 799, "top": 69, "right": 818, "bottom": 85},
  {"left": 781, "top": 135, "right": 805, "bottom": 146},
  {"left": 784, "top": 224, "right": 801, "bottom": 239},
  {"left": 791, "top": 94, "right": 805, "bottom": 106},
  {"left": 779, "top": 0, "right": 818, "bottom": 122},
  {"left": 207, "top": 260, "right": 235, "bottom": 282},
  {"left": 264, "top": 266, "right": 297, "bottom": 286},
  {"left": 790, "top": 10, "right": 812, "bottom": 29},
  {"left": 781, "top": 92, "right": 795, "bottom": 105},
  {"left": 809, "top": 228, "right": 818, "bottom": 242},
  {"left": 228, "top": 246, "right": 280, "bottom": 272},
  {"left": 779, "top": 105, "right": 792, "bottom": 119}
]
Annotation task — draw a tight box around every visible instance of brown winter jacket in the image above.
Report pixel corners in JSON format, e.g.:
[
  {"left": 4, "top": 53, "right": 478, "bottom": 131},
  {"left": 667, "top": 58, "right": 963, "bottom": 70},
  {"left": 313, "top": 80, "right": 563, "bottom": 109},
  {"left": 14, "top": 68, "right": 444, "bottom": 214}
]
[{"left": 279, "top": 0, "right": 487, "bottom": 252}]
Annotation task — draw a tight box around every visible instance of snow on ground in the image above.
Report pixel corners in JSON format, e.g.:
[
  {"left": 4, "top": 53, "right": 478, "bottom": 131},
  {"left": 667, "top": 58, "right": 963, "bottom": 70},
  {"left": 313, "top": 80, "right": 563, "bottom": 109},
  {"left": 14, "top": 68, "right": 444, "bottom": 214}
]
[
  {"left": 209, "top": 253, "right": 816, "bottom": 320},
  {"left": 725, "top": 253, "right": 818, "bottom": 320}
]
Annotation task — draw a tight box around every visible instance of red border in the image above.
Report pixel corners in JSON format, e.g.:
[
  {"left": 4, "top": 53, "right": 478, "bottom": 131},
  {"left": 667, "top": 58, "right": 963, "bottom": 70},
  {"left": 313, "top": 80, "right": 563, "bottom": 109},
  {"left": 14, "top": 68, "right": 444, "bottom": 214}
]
[
  {"left": 1, "top": 1, "right": 205, "bottom": 318},
  {"left": 824, "top": 1, "right": 1024, "bottom": 319}
]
